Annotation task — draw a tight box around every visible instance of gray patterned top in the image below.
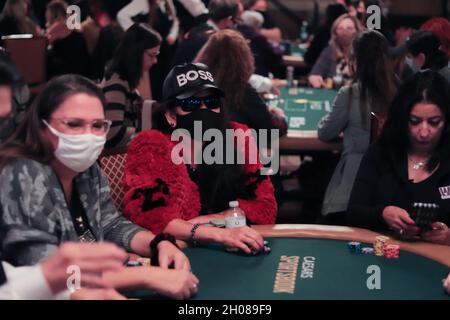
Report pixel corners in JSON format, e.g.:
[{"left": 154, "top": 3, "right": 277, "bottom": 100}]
[{"left": 0, "top": 159, "right": 145, "bottom": 266}]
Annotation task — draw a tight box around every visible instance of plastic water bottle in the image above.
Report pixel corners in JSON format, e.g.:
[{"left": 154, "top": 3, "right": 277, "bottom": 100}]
[
  {"left": 300, "top": 21, "right": 309, "bottom": 43},
  {"left": 286, "top": 66, "right": 294, "bottom": 87},
  {"left": 224, "top": 201, "right": 246, "bottom": 229},
  {"left": 224, "top": 201, "right": 246, "bottom": 252}
]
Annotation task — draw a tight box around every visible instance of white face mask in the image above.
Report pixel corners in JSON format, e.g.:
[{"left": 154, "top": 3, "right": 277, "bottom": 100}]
[{"left": 44, "top": 120, "right": 106, "bottom": 173}]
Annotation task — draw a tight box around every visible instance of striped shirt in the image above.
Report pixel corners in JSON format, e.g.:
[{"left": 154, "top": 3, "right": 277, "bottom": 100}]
[{"left": 101, "top": 73, "right": 143, "bottom": 150}]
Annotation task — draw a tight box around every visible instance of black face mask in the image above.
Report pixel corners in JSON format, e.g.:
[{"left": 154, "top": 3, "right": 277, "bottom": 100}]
[{"left": 176, "top": 109, "right": 223, "bottom": 139}]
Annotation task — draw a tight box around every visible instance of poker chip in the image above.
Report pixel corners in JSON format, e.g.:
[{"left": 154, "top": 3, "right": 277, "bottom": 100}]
[
  {"left": 126, "top": 260, "right": 143, "bottom": 267},
  {"left": 137, "top": 257, "right": 151, "bottom": 267},
  {"left": 347, "top": 241, "right": 362, "bottom": 253},
  {"left": 263, "top": 240, "right": 271, "bottom": 254},
  {"left": 361, "top": 247, "right": 374, "bottom": 255}
]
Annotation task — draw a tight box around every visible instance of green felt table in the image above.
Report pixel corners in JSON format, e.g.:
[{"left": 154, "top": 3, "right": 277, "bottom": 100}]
[
  {"left": 270, "top": 87, "right": 341, "bottom": 151},
  {"left": 289, "top": 43, "right": 307, "bottom": 57},
  {"left": 277, "top": 87, "right": 337, "bottom": 138},
  {"left": 126, "top": 225, "right": 450, "bottom": 300},
  {"left": 282, "top": 42, "right": 307, "bottom": 67}
]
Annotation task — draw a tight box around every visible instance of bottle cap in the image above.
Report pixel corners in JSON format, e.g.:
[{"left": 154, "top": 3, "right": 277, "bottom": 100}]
[{"left": 229, "top": 201, "right": 239, "bottom": 208}]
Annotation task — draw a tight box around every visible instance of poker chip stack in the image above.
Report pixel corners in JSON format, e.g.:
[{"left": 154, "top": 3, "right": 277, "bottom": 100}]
[
  {"left": 374, "top": 236, "right": 390, "bottom": 256},
  {"left": 384, "top": 244, "right": 400, "bottom": 259},
  {"left": 348, "top": 241, "right": 362, "bottom": 253}
]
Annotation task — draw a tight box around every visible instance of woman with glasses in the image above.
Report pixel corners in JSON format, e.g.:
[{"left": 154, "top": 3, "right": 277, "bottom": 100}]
[
  {"left": 101, "top": 23, "right": 161, "bottom": 150},
  {"left": 308, "top": 14, "right": 362, "bottom": 89},
  {"left": 0, "top": 74, "right": 199, "bottom": 300},
  {"left": 122, "top": 63, "right": 277, "bottom": 254}
]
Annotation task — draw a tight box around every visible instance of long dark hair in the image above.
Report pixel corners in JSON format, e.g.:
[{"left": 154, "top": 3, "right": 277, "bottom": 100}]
[
  {"left": 105, "top": 23, "right": 162, "bottom": 89},
  {"left": 350, "top": 30, "right": 396, "bottom": 128},
  {"left": 152, "top": 99, "right": 264, "bottom": 213},
  {"left": 0, "top": 74, "right": 106, "bottom": 171},
  {"left": 379, "top": 71, "right": 450, "bottom": 172}
]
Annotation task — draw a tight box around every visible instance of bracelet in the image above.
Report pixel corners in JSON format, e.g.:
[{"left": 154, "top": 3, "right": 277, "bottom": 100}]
[
  {"left": 149, "top": 233, "right": 178, "bottom": 266},
  {"left": 190, "top": 221, "right": 225, "bottom": 245},
  {"left": 190, "top": 223, "right": 202, "bottom": 246}
]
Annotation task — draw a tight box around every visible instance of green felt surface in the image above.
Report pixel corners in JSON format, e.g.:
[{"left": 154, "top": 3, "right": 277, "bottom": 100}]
[
  {"left": 273, "top": 87, "right": 337, "bottom": 136},
  {"left": 289, "top": 43, "right": 307, "bottom": 57},
  {"left": 127, "top": 238, "right": 449, "bottom": 300}
]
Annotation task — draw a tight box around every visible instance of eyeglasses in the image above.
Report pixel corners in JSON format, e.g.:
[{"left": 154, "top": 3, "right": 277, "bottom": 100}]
[
  {"left": 177, "top": 95, "right": 222, "bottom": 112},
  {"left": 50, "top": 118, "right": 112, "bottom": 135}
]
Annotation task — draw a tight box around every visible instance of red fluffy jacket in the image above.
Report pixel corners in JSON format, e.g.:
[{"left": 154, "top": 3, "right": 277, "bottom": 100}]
[{"left": 123, "top": 122, "right": 277, "bottom": 234}]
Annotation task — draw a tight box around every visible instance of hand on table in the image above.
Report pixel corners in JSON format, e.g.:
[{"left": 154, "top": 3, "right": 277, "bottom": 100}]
[
  {"left": 157, "top": 240, "right": 191, "bottom": 270},
  {"left": 421, "top": 222, "right": 450, "bottom": 245},
  {"left": 148, "top": 268, "right": 199, "bottom": 300},
  {"left": 271, "top": 83, "right": 281, "bottom": 95},
  {"left": 308, "top": 75, "right": 324, "bottom": 89},
  {"left": 382, "top": 206, "right": 421, "bottom": 239},
  {"left": 217, "top": 226, "right": 264, "bottom": 254}
]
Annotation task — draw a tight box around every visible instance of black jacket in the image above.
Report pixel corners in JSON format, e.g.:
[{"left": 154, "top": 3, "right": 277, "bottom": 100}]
[
  {"left": 172, "top": 22, "right": 214, "bottom": 65},
  {"left": 347, "top": 141, "right": 450, "bottom": 229},
  {"left": 228, "top": 85, "right": 274, "bottom": 132}
]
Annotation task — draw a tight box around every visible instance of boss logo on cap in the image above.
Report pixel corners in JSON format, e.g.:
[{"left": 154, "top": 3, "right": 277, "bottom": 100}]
[{"left": 176, "top": 70, "right": 214, "bottom": 87}]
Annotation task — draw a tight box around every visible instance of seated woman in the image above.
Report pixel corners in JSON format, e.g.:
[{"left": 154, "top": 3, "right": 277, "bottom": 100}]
[
  {"left": 194, "top": 29, "right": 286, "bottom": 203},
  {"left": 0, "top": 74, "right": 198, "bottom": 299},
  {"left": 347, "top": 71, "right": 450, "bottom": 245},
  {"left": 123, "top": 63, "right": 277, "bottom": 254},
  {"left": 308, "top": 14, "right": 362, "bottom": 89},
  {"left": 101, "top": 23, "right": 161, "bottom": 150},
  {"left": 318, "top": 30, "right": 397, "bottom": 225}
]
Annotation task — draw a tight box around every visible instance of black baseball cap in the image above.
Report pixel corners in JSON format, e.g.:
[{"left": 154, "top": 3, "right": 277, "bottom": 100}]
[
  {"left": 162, "top": 63, "right": 224, "bottom": 101},
  {"left": 389, "top": 30, "right": 441, "bottom": 58}
]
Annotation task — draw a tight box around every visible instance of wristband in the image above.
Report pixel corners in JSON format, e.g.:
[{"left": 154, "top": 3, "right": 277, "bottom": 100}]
[{"left": 149, "top": 233, "right": 177, "bottom": 266}]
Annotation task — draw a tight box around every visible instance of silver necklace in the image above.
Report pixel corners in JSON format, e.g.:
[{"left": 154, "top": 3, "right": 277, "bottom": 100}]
[{"left": 408, "top": 157, "right": 428, "bottom": 170}]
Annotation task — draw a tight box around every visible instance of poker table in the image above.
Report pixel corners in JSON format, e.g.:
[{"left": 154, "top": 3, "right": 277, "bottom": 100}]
[
  {"left": 128, "top": 225, "right": 450, "bottom": 300},
  {"left": 270, "top": 87, "right": 342, "bottom": 151},
  {"left": 282, "top": 42, "right": 307, "bottom": 68}
]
